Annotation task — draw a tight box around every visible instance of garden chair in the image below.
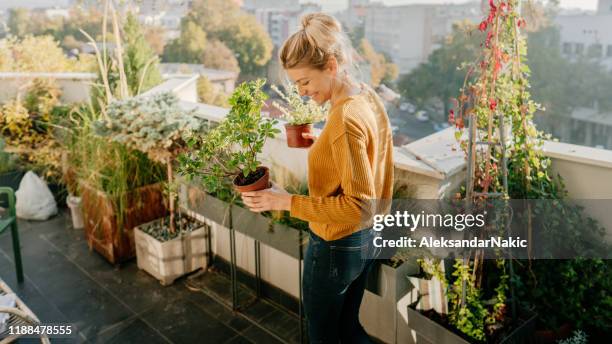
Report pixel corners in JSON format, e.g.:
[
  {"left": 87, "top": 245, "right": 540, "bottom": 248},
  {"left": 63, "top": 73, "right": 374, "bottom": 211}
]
[
  {"left": 0, "top": 187, "right": 24, "bottom": 283},
  {"left": 0, "top": 279, "right": 50, "bottom": 344}
]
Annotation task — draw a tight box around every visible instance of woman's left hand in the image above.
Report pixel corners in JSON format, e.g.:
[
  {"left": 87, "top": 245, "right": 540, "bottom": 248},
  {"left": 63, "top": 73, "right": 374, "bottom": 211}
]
[{"left": 241, "top": 183, "right": 293, "bottom": 212}]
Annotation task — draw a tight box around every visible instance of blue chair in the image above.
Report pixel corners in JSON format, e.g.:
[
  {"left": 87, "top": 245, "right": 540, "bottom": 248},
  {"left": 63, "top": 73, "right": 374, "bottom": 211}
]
[{"left": 0, "top": 187, "right": 24, "bottom": 283}]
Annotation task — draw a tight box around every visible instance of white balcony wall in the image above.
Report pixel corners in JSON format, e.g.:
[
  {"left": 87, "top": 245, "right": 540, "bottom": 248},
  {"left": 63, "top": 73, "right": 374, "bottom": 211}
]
[{"left": 0, "top": 72, "right": 96, "bottom": 104}]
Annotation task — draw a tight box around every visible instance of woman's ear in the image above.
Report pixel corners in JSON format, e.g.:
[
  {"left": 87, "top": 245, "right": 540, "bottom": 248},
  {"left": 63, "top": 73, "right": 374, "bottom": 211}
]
[{"left": 326, "top": 57, "right": 338, "bottom": 76}]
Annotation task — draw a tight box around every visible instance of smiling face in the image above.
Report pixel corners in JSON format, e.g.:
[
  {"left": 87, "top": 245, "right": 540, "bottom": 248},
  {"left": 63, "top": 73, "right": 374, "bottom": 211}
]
[{"left": 285, "top": 59, "right": 338, "bottom": 105}]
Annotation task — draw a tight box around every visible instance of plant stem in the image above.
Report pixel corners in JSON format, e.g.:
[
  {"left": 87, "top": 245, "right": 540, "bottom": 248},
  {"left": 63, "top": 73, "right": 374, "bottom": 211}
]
[{"left": 167, "top": 159, "right": 175, "bottom": 234}]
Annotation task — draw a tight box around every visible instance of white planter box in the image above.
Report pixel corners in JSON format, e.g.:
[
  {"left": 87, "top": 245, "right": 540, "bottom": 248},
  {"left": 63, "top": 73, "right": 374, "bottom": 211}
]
[{"left": 135, "top": 222, "right": 208, "bottom": 286}]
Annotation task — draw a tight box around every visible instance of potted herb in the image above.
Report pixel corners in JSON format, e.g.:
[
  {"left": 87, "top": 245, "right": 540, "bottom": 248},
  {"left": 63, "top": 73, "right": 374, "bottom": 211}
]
[
  {"left": 179, "top": 79, "right": 280, "bottom": 194},
  {"left": 94, "top": 92, "right": 210, "bottom": 284},
  {"left": 271, "top": 84, "right": 326, "bottom": 148}
]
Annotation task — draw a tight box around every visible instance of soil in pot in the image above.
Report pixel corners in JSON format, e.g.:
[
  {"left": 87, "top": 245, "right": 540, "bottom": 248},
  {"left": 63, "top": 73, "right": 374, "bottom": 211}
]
[
  {"left": 233, "top": 166, "right": 270, "bottom": 193},
  {"left": 285, "top": 123, "right": 314, "bottom": 148},
  {"left": 138, "top": 212, "right": 204, "bottom": 241}
]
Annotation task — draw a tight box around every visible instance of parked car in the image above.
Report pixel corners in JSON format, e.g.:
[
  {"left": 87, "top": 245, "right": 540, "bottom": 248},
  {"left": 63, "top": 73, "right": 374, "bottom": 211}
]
[
  {"left": 399, "top": 102, "right": 415, "bottom": 113},
  {"left": 415, "top": 110, "right": 429, "bottom": 122}
]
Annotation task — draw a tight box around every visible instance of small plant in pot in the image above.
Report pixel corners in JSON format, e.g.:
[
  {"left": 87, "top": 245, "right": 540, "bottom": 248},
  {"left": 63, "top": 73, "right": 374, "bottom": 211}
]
[
  {"left": 271, "top": 84, "right": 327, "bottom": 148},
  {"left": 94, "top": 91, "right": 210, "bottom": 284},
  {"left": 179, "top": 79, "right": 280, "bottom": 195}
]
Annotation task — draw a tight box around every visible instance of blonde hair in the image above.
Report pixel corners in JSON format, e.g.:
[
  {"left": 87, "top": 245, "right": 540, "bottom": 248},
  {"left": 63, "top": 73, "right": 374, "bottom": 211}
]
[{"left": 280, "top": 13, "right": 357, "bottom": 75}]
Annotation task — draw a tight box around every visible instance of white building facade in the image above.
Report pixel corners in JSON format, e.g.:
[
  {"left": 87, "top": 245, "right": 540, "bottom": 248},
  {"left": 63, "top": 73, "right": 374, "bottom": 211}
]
[
  {"left": 556, "top": 1, "right": 612, "bottom": 70},
  {"left": 364, "top": 2, "right": 483, "bottom": 74}
]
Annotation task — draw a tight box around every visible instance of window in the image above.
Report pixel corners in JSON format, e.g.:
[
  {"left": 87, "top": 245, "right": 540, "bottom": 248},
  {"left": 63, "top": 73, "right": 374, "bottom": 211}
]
[
  {"left": 607, "top": 45, "right": 612, "bottom": 58},
  {"left": 588, "top": 44, "right": 603, "bottom": 58},
  {"left": 563, "top": 42, "right": 572, "bottom": 55},
  {"left": 575, "top": 43, "right": 584, "bottom": 55}
]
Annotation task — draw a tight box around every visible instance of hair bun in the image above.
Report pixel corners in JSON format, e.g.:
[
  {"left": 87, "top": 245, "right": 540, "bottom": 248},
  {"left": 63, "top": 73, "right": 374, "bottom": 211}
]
[{"left": 300, "top": 13, "right": 341, "bottom": 33}]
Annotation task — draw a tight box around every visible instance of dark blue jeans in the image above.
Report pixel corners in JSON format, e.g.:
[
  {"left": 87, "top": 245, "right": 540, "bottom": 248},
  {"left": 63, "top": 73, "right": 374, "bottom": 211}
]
[{"left": 303, "top": 229, "right": 380, "bottom": 344}]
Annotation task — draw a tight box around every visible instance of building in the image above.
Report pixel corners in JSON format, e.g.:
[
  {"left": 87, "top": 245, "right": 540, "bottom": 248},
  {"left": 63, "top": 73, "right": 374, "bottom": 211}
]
[
  {"left": 159, "top": 63, "right": 238, "bottom": 94},
  {"left": 242, "top": 0, "right": 300, "bottom": 12},
  {"left": 137, "top": 0, "right": 190, "bottom": 40},
  {"left": 556, "top": 0, "right": 612, "bottom": 70},
  {"left": 345, "top": 0, "right": 370, "bottom": 30},
  {"left": 364, "top": 2, "right": 482, "bottom": 74},
  {"left": 598, "top": 0, "right": 612, "bottom": 14},
  {"left": 245, "top": 1, "right": 316, "bottom": 47}
]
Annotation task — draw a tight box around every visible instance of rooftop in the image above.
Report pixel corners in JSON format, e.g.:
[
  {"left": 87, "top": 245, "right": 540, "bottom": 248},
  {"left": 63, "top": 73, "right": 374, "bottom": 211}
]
[{"left": 1, "top": 73, "right": 611, "bottom": 344}]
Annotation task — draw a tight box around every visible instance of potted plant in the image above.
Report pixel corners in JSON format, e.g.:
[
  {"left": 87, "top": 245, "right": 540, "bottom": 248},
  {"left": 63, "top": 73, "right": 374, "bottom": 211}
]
[
  {"left": 94, "top": 91, "right": 210, "bottom": 284},
  {"left": 271, "top": 84, "right": 327, "bottom": 148},
  {"left": 75, "top": 107, "right": 166, "bottom": 263},
  {"left": 179, "top": 79, "right": 280, "bottom": 194},
  {"left": 66, "top": 0, "right": 169, "bottom": 264}
]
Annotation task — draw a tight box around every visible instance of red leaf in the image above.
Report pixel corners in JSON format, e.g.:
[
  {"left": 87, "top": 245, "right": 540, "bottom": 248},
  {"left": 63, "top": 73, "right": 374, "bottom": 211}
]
[{"left": 479, "top": 21, "right": 488, "bottom": 32}]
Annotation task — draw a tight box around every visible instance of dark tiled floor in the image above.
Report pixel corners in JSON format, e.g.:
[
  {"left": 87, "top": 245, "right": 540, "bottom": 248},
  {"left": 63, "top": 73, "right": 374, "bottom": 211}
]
[{"left": 0, "top": 208, "right": 302, "bottom": 344}]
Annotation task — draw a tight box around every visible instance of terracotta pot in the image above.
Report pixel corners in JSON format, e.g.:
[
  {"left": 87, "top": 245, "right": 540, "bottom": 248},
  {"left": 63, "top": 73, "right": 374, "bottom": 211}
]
[
  {"left": 233, "top": 166, "right": 270, "bottom": 193},
  {"left": 285, "top": 123, "right": 314, "bottom": 148}
]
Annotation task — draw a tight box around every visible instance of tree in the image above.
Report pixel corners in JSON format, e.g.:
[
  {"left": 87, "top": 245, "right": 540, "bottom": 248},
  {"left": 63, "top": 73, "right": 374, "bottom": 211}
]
[
  {"left": 527, "top": 26, "right": 612, "bottom": 116},
  {"left": 123, "top": 12, "right": 162, "bottom": 94},
  {"left": 144, "top": 26, "right": 167, "bottom": 56},
  {"left": 216, "top": 16, "right": 273, "bottom": 77},
  {"left": 358, "top": 39, "right": 398, "bottom": 87},
  {"left": 397, "top": 21, "right": 482, "bottom": 121},
  {"left": 197, "top": 76, "right": 229, "bottom": 107},
  {"left": 0, "top": 35, "right": 82, "bottom": 72},
  {"left": 201, "top": 39, "right": 240, "bottom": 73},
  {"left": 163, "top": 20, "right": 207, "bottom": 63},
  {"left": 187, "top": 0, "right": 272, "bottom": 77},
  {"left": 7, "top": 8, "right": 31, "bottom": 37}
]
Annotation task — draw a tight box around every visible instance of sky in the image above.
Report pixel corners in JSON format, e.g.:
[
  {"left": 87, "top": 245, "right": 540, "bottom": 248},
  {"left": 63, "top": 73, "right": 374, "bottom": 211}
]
[{"left": 0, "top": 0, "right": 600, "bottom": 12}]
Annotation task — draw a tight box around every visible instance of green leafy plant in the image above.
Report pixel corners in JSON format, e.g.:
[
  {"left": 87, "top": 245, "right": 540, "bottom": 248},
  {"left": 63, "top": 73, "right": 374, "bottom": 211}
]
[
  {"left": 178, "top": 79, "right": 280, "bottom": 195},
  {"left": 0, "top": 79, "right": 68, "bottom": 182},
  {"left": 270, "top": 84, "right": 327, "bottom": 125},
  {"left": 0, "top": 139, "right": 20, "bottom": 174},
  {"left": 65, "top": 0, "right": 167, "bottom": 232},
  {"left": 557, "top": 330, "right": 588, "bottom": 344},
  {"left": 447, "top": 0, "right": 611, "bottom": 338},
  {"left": 93, "top": 92, "right": 207, "bottom": 234}
]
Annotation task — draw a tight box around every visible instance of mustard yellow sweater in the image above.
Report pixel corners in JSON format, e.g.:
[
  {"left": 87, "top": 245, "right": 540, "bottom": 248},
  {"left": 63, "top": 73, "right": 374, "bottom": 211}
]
[{"left": 290, "top": 85, "right": 394, "bottom": 241}]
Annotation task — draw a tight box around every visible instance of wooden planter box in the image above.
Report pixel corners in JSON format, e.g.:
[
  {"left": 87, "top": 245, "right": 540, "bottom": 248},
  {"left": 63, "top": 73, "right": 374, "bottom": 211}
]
[
  {"left": 81, "top": 182, "right": 167, "bottom": 264},
  {"left": 0, "top": 170, "right": 24, "bottom": 191},
  {"left": 134, "top": 221, "right": 209, "bottom": 286},
  {"left": 360, "top": 259, "right": 420, "bottom": 343}
]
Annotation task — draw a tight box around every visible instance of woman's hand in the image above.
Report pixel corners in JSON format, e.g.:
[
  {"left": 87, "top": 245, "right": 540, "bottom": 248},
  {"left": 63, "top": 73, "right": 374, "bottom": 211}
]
[
  {"left": 241, "top": 183, "right": 293, "bottom": 212},
  {"left": 302, "top": 132, "right": 318, "bottom": 142}
]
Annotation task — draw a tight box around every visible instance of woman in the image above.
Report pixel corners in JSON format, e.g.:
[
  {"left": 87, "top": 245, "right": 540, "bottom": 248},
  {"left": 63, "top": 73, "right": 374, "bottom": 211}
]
[{"left": 241, "top": 13, "right": 394, "bottom": 344}]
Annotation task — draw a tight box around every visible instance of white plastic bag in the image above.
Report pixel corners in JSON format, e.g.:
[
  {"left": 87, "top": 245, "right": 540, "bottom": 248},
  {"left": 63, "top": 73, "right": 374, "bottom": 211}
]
[{"left": 16, "top": 171, "right": 58, "bottom": 220}]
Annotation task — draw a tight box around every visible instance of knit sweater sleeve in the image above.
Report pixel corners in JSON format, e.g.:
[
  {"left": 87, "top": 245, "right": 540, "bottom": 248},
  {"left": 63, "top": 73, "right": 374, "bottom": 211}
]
[{"left": 290, "top": 104, "right": 376, "bottom": 225}]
